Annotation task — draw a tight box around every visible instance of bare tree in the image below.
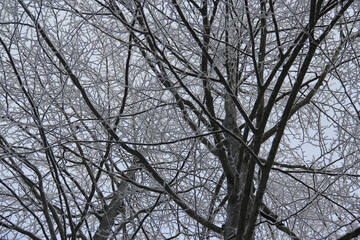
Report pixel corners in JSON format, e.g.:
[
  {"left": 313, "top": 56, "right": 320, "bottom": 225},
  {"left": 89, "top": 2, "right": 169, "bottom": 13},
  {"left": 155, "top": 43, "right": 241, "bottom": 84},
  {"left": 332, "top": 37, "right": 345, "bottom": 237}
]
[{"left": 0, "top": 0, "right": 359, "bottom": 239}]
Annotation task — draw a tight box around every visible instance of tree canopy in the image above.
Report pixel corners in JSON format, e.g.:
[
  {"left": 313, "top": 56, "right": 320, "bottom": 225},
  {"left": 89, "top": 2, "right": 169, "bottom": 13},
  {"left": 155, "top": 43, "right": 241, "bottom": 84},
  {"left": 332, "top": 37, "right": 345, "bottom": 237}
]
[{"left": 0, "top": 0, "right": 359, "bottom": 239}]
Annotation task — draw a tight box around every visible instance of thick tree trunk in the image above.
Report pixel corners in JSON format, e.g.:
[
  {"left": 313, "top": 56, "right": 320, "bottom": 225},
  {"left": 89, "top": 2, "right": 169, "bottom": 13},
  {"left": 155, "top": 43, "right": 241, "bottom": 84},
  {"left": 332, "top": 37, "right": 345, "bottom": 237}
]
[
  {"left": 223, "top": 93, "right": 247, "bottom": 239},
  {"left": 93, "top": 181, "right": 127, "bottom": 240},
  {"left": 93, "top": 170, "right": 136, "bottom": 240},
  {"left": 224, "top": 189, "right": 241, "bottom": 239}
]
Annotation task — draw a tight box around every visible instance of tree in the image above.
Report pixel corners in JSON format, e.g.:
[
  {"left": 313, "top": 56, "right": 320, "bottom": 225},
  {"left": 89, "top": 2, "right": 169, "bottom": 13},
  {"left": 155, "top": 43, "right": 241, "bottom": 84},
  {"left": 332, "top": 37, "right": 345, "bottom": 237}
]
[{"left": 0, "top": 0, "right": 359, "bottom": 239}]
